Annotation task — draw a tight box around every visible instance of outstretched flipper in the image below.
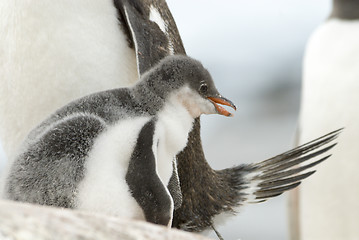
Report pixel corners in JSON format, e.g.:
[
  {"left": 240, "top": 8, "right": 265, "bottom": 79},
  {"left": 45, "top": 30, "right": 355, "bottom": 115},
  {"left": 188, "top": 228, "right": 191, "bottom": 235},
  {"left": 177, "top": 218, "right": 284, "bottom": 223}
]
[
  {"left": 240, "top": 128, "right": 341, "bottom": 203},
  {"left": 126, "top": 119, "right": 173, "bottom": 226},
  {"left": 173, "top": 129, "right": 342, "bottom": 231}
]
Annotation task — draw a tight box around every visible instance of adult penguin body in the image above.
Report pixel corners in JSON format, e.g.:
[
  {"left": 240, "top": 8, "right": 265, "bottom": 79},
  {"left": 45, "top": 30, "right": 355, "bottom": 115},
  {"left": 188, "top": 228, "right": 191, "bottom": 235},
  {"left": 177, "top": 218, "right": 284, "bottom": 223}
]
[
  {"left": 0, "top": 0, "right": 138, "bottom": 161},
  {"left": 0, "top": 0, "right": 343, "bottom": 233},
  {"left": 293, "top": 0, "right": 359, "bottom": 239},
  {"left": 3, "top": 55, "right": 236, "bottom": 226}
]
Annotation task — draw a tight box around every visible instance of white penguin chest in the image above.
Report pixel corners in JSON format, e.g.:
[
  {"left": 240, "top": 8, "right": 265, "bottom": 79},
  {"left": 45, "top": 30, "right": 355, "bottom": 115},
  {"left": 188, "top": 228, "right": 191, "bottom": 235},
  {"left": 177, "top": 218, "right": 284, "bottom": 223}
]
[
  {"left": 299, "top": 19, "right": 359, "bottom": 240},
  {"left": 301, "top": 19, "right": 359, "bottom": 133},
  {"left": 76, "top": 117, "right": 150, "bottom": 219},
  {"left": 154, "top": 102, "right": 195, "bottom": 184}
]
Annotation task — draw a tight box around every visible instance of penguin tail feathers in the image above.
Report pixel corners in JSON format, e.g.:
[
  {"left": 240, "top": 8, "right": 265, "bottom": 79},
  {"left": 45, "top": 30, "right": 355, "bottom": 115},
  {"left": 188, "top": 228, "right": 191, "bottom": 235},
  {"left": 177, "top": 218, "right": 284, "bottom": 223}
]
[{"left": 220, "top": 128, "right": 343, "bottom": 206}]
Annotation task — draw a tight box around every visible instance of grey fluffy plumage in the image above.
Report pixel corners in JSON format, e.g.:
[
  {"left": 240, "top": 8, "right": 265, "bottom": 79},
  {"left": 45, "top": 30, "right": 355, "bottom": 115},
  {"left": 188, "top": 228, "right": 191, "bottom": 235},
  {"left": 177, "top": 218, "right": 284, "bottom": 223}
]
[{"left": 3, "top": 55, "right": 235, "bottom": 226}]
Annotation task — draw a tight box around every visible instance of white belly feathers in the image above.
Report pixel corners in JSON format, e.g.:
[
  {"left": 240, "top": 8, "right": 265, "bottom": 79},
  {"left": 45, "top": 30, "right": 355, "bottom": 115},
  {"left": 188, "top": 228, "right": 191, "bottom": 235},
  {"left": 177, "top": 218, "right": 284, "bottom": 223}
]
[{"left": 77, "top": 117, "right": 149, "bottom": 219}]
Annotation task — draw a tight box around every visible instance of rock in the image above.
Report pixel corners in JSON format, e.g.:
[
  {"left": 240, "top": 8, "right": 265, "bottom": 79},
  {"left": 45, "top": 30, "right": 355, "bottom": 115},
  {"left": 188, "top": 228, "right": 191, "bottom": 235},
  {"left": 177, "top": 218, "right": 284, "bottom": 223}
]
[{"left": 0, "top": 200, "right": 211, "bottom": 240}]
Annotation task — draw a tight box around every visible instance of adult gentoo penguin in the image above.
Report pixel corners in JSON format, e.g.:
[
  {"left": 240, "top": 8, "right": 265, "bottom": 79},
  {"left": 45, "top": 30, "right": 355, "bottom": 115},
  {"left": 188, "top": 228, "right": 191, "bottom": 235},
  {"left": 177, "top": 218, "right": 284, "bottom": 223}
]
[
  {"left": 0, "top": 0, "right": 342, "bottom": 233},
  {"left": 3, "top": 55, "right": 237, "bottom": 226},
  {"left": 291, "top": 0, "right": 359, "bottom": 239}
]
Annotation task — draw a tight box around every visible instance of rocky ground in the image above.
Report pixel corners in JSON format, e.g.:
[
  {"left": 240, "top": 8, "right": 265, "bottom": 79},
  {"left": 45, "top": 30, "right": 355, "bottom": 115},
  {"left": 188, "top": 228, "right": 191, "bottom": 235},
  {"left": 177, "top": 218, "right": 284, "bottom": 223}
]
[{"left": 0, "top": 200, "right": 211, "bottom": 240}]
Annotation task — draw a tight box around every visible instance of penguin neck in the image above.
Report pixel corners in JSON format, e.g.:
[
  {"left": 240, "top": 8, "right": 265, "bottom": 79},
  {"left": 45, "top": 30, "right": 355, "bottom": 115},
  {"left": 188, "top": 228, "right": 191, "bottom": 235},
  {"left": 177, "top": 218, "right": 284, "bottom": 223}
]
[
  {"left": 130, "top": 81, "right": 165, "bottom": 115},
  {"left": 163, "top": 92, "right": 196, "bottom": 123},
  {"left": 331, "top": 0, "right": 359, "bottom": 20},
  {"left": 131, "top": 78, "right": 185, "bottom": 116},
  {"left": 150, "top": 87, "right": 196, "bottom": 184},
  {"left": 156, "top": 90, "right": 196, "bottom": 155}
]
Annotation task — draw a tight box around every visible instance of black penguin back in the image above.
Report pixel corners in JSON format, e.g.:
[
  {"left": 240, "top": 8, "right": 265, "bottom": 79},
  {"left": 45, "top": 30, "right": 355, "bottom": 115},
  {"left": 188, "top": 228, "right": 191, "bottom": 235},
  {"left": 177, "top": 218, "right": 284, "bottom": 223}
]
[{"left": 331, "top": 0, "right": 359, "bottom": 20}]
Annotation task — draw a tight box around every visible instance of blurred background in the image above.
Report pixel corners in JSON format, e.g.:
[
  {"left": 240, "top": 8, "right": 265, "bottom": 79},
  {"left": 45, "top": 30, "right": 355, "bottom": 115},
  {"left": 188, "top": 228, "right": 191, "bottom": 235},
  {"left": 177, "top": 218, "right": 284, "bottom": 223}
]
[
  {"left": 166, "top": 0, "right": 331, "bottom": 239},
  {"left": 0, "top": 0, "right": 332, "bottom": 239}
]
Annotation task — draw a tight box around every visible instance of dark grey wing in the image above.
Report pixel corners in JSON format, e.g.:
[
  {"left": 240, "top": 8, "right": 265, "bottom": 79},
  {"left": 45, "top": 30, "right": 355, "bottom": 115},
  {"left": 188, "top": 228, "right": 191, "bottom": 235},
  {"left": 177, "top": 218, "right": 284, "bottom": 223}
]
[
  {"left": 114, "top": 0, "right": 185, "bottom": 75},
  {"left": 173, "top": 129, "right": 342, "bottom": 231},
  {"left": 126, "top": 119, "right": 173, "bottom": 226}
]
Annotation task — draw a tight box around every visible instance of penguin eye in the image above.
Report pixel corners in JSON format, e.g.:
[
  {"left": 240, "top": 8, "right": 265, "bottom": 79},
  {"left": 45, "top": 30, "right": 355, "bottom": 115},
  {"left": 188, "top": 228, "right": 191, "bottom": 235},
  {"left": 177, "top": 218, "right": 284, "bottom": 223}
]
[{"left": 199, "top": 83, "right": 208, "bottom": 94}]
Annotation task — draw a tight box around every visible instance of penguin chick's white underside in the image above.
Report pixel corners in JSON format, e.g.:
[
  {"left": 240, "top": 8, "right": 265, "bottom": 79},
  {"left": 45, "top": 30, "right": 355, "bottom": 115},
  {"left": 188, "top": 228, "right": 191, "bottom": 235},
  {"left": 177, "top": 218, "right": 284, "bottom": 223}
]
[{"left": 78, "top": 87, "right": 203, "bottom": 221}]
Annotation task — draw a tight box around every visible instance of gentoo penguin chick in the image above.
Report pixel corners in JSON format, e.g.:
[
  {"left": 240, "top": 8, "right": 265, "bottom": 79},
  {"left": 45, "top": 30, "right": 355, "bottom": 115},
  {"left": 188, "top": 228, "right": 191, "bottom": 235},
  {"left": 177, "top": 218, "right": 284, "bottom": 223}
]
[{"left": 3, "top": 55, "right": 236, "bottom": 226}]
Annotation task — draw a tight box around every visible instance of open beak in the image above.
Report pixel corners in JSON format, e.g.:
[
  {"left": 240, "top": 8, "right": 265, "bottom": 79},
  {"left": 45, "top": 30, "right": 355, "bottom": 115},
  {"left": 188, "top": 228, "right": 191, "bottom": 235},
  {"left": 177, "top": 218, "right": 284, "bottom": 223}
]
[{"left": 207, "top": 96, "right": 237, "bottom": 117}]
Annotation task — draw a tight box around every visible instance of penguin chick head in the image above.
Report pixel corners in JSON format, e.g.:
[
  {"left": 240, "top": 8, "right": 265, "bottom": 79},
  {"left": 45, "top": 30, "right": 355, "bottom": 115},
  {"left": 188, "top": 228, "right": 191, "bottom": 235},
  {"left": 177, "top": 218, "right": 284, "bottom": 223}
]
[{"left": 145, "top": 55, "right": 236, "bottom": 118}]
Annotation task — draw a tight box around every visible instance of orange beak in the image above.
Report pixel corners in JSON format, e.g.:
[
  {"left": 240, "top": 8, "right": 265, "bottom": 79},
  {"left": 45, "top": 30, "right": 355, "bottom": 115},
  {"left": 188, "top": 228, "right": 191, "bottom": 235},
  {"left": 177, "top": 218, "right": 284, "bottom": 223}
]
[{"left": 207, "top": 96, "right": 237, "bottom": 117}]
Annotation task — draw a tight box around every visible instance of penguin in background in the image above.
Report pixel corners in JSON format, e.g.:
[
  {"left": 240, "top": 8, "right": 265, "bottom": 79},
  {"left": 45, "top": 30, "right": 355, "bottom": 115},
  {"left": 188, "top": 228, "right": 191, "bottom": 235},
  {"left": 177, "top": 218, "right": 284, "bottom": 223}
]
[
  {"left": 0, "top": 0, "right": 342, "bottom": 233},
  {"left": 291, "top": 0, "right": 359, "bottom": 239},
  {"left": 3, "top": 55, "right": 236, "bottom": 226}
]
